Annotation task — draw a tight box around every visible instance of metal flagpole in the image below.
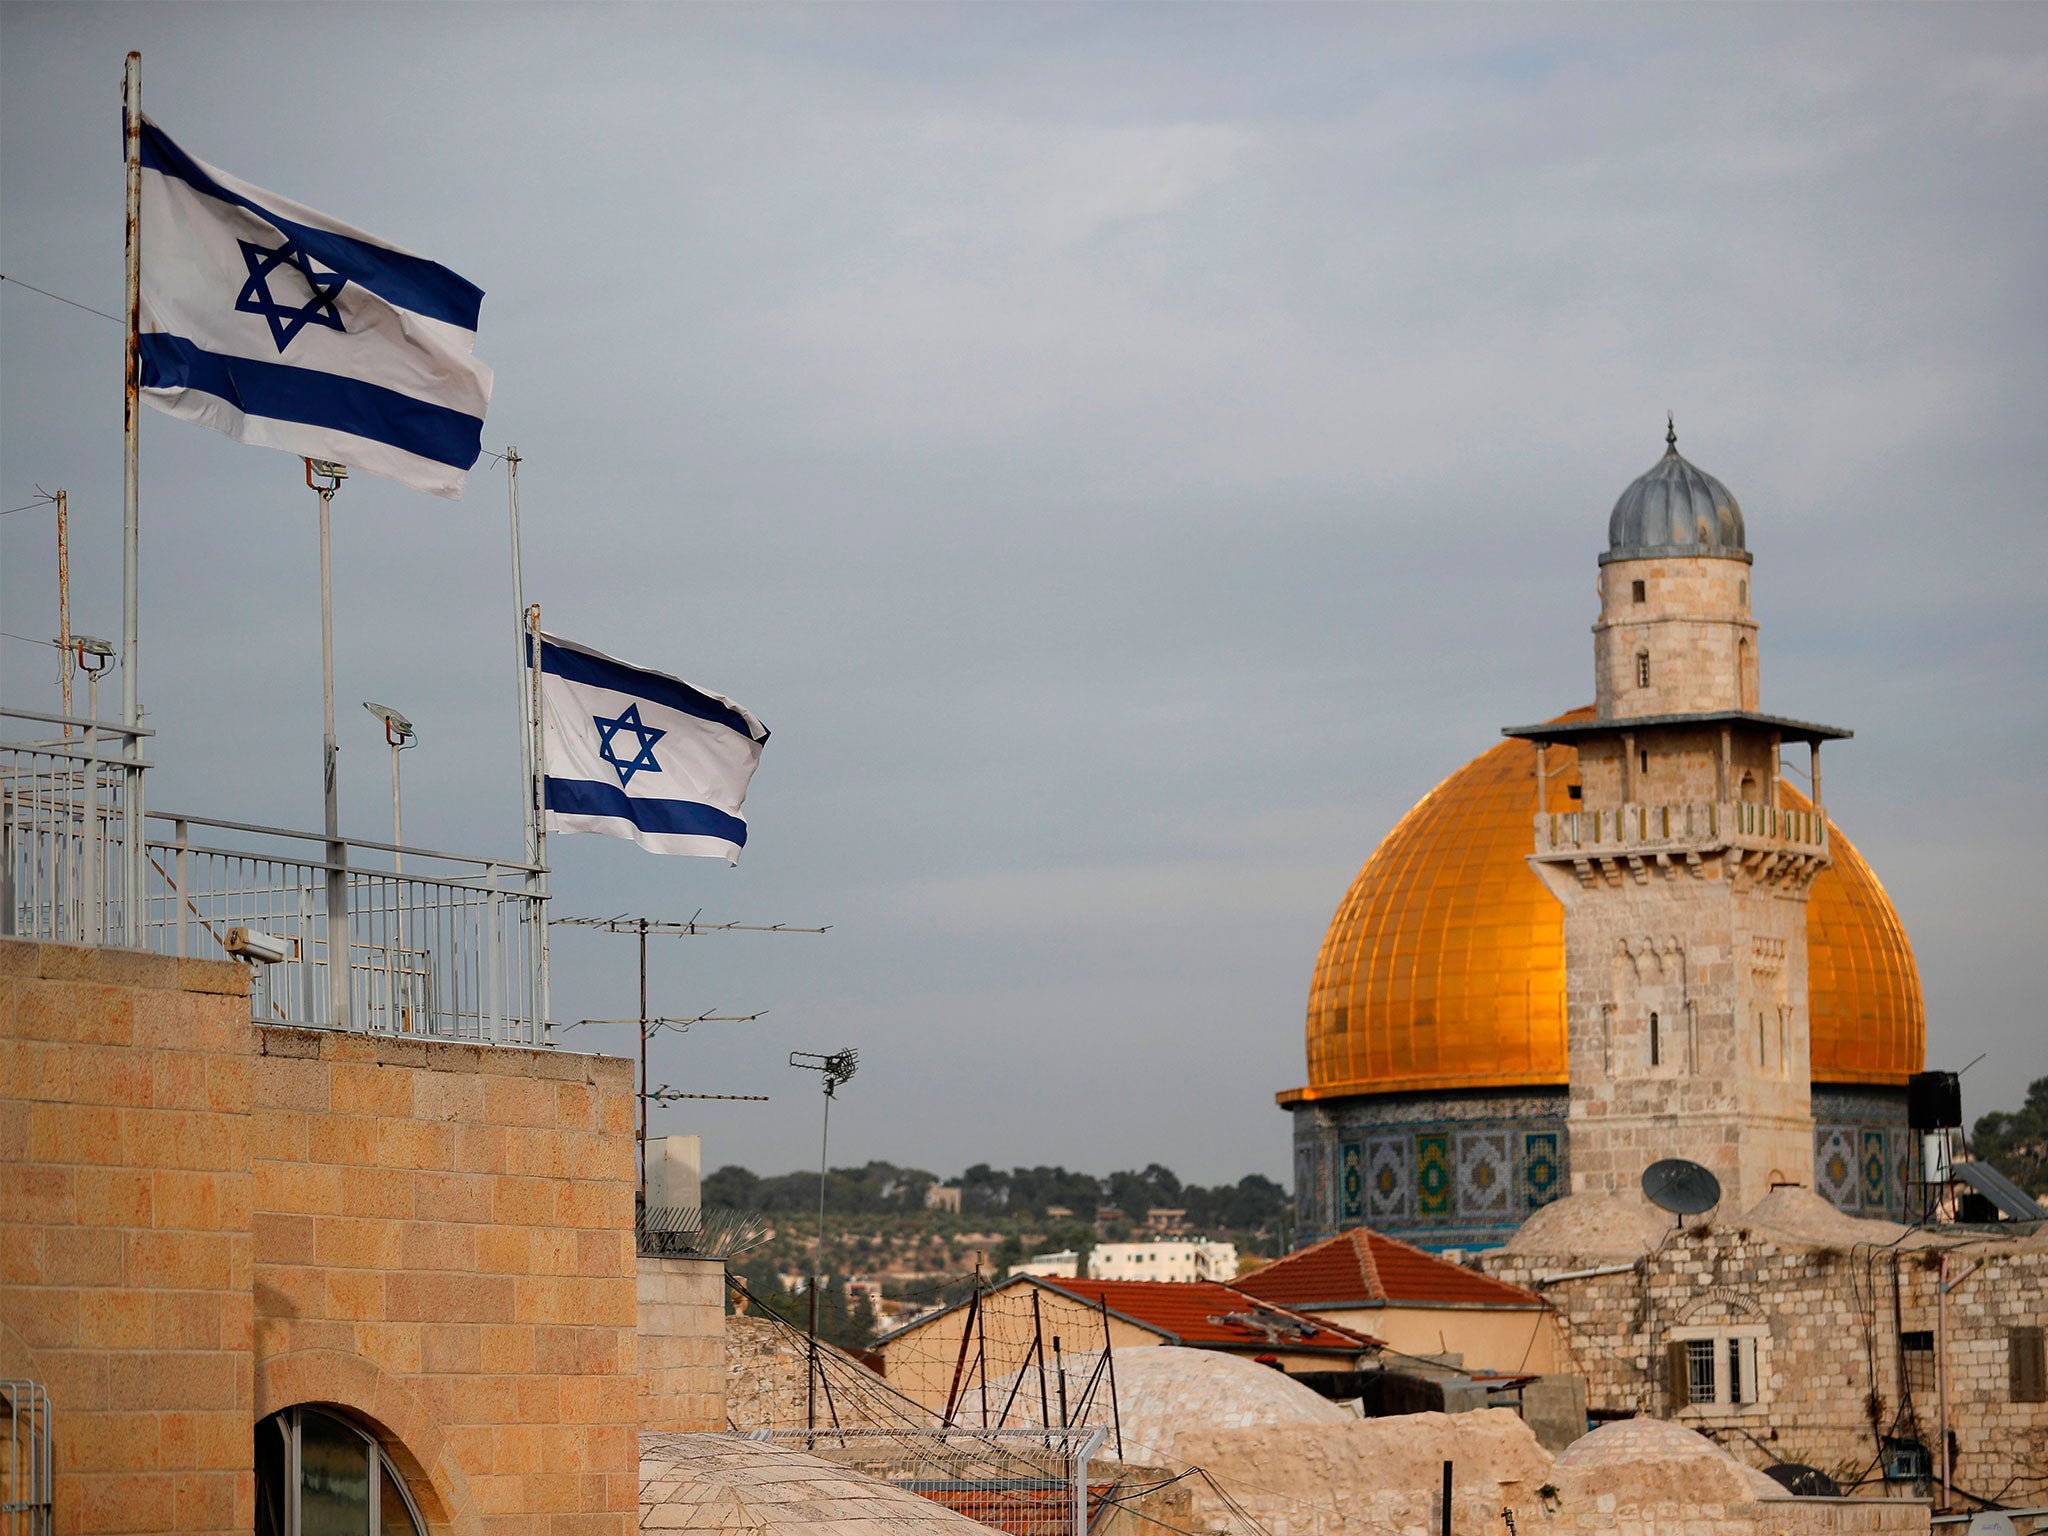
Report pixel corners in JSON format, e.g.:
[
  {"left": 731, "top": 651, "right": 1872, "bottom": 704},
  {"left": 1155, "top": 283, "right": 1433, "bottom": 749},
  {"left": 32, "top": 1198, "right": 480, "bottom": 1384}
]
[
  {"left": 56, "top": 490, "right": 73, "bottom": 737},
  {"left": 528, "top": 602, "right": 550, "bottom": 1040},
  {"left": 121, "top": 53, "right": 144, "bottom": 945},
  {"left": 306, "top": 458, "right": 350, "bottom": 1026},
  {"left": 506, "top": 450, "right": 537, "bottom": 864}
]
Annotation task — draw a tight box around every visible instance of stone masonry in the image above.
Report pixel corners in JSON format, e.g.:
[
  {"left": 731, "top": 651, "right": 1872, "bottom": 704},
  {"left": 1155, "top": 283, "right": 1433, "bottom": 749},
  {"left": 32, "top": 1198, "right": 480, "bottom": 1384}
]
[
  {"left": 1488, "top": 1204, "right": 2048, "bottom": 1491},
  {"left": 1, "top": 936, "right": 644, "bottom": 1536}
]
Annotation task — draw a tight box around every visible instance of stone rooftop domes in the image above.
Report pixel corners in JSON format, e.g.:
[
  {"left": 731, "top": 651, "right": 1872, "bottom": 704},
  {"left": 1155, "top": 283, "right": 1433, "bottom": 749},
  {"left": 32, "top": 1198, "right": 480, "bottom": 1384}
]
[
  {"left": 1603, "top": 420, "right": 1748, "bottom": 564},
  {"left": 992, "top": 1345, "right": 1351, "bottom": 1464}
]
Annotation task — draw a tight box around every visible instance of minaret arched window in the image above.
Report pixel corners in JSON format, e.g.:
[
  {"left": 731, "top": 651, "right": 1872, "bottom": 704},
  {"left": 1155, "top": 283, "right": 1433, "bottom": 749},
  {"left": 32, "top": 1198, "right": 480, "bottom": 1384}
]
[
  {"left": 1649, "top": 1011, "right": 1661, "bottom": 1068},
  {"left": 1636, "top": 652, "right": 1651, "bottom": 688}
]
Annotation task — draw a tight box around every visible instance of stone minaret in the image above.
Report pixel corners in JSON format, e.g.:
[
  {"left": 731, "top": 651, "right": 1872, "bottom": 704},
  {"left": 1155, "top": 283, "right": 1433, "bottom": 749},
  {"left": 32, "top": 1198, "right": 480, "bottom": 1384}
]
[{"left": 1508, "top": 424, "right": 1846, "bottom": 1215}]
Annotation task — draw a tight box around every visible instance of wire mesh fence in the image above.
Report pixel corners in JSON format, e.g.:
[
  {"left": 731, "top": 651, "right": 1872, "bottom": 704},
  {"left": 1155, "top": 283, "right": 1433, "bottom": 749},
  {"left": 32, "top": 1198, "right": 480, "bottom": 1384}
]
[{"left": 745, "top": 1426, "right": 1108, "bottom": 1536}]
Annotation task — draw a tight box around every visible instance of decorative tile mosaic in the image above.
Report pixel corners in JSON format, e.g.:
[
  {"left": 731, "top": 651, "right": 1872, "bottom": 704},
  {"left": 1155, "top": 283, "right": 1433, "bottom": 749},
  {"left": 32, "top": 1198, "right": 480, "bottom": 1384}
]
[
  {"left": 1523, "top": 1130, "right": 1563, "bottom": 1211},
  {"left": 1416, "top": 1134, "right": 1451, "bottom": 1217},
  {"left": 1815, "top": 1126, "right": 1858, "bottom": 1209},
  {"left": 1455, "top": 1130, "right": 1512, "bottom": 1218},
  {"left": 1860, "top": 1129, "right": 1889, "bottom": 1211},
  {"left": 1339, "top": 1141, "right": 1364, "bottom": 1222},
  {"left": 1366, "top": 1136, "right": 1411, "bottom": 1222}
]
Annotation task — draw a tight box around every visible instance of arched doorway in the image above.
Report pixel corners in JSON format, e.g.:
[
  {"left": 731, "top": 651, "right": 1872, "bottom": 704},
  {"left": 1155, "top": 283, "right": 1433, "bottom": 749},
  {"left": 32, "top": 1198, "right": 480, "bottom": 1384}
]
[{"left": 256, "top": 1405, "right": 427, "bottom": 1536}]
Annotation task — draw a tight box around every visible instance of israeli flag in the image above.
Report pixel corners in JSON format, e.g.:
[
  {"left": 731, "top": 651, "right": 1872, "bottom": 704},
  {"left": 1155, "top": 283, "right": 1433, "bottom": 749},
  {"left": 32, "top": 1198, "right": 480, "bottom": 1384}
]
[
  {"left": 538, "top": 633, "right": 770, "bottom": 863},
  {"left": 137, "top": 117, "right": 491, "bottom": 498}
]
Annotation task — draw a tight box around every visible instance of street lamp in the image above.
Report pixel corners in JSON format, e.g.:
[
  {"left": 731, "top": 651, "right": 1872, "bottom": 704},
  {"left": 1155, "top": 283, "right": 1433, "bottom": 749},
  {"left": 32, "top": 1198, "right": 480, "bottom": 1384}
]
[{"left": 362, "top": 702, "right": 416, "bottom": 872}]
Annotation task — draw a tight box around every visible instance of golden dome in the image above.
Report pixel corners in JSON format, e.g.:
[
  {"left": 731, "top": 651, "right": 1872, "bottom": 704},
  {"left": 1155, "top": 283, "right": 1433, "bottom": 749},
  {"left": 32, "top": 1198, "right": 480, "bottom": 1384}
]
[{"left": 1281, "top": 710, "right": 1923, "bottom": 1104}]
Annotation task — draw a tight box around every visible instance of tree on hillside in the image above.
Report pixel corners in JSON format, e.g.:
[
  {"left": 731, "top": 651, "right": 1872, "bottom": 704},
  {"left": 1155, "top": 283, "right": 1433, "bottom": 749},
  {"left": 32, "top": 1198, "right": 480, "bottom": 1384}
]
[{"left": 1974, "top": 1076, "right": 2048, "bottom": 1197}]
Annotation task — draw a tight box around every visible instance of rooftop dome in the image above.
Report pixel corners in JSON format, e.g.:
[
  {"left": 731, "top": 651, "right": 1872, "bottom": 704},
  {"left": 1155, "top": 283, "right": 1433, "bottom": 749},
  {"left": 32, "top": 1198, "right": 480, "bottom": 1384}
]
[
  {"left": 640, "top": 1433, "right": 999, "bottom": 1536},
  {"left": 992, "top": 1346, "right": 1351, "bottom": 1463},
  {"left": 1557, "top": 1417, "right": 1786, "bottom": 1498},
  {"left": 1281, "top": 713, "right": 1923, "bottom": 1104},
  {"left": 1603, "top": 420, "right": 1748, "bottom": 565}
]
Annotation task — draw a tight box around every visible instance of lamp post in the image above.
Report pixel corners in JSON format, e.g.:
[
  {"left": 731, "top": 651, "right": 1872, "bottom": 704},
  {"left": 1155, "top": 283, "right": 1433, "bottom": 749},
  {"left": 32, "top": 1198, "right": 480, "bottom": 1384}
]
[
  {"left": 73, "top": 637, "right": 114, "bottom": 944},
  {"left": 362, "top": 703, "right": 416, "bottom": 872},
  {"left": 305, "top": 458, "right": 350, "bottom": 1027}
]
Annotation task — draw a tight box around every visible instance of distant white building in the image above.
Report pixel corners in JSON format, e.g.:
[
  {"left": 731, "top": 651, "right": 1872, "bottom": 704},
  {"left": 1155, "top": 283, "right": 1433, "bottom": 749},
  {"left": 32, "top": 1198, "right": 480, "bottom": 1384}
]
[
  {"left": 925, "top": 1183, "right": 963, "bottom": 1213},
  {"left": 1008, "top": 1250, "right": 1080, "bottom": 1279},
  {"left": 1087, "top": 1239, "right": 1237, "bottom": 1282}
]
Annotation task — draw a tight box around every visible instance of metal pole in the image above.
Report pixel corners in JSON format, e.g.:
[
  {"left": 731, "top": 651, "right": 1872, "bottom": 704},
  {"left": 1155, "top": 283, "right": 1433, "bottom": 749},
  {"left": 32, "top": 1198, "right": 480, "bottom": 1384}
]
[
  {"left": 315, "top": 474, "right": 349, "bottom": 1026},
  {"left": 817, "top": 1089, "right": 832, "bottom": 1283},
  {"left": 121, "top": 53, "right": 145, "bottom": 947},
  {"left": 1937, "top": 1252, "right": 1949, "bottom": 1511},
  {"left": 389, "top": 734, "right": 403, "bottom": 874},
  {"left": 56, "top": 491, "right": 73, "bottom": 737},
  {"left": 528, "top": 602, "right": 550, "bottom": 1040},
  {"left": 1440, "top": 1460, "right": 1452, "bottom": 1536},
  {"left": 638, "top": 919, "right": 649, "bottom": 1192},
  {"left": 506, "top": 449, "right": 537, "bottom": 865}
]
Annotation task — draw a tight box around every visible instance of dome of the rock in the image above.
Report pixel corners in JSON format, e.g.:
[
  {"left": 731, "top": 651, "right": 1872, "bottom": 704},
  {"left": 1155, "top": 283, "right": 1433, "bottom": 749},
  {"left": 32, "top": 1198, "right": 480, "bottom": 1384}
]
[{"left": 1281, "top": 712, "right": 1921, "bottom": 1106}]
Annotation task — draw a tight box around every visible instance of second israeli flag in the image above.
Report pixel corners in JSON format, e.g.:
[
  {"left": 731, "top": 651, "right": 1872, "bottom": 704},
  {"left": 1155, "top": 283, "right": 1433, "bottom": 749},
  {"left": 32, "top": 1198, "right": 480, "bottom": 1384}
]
[{"left": 538, "top": 634, "right": 770, "bottom": 863}]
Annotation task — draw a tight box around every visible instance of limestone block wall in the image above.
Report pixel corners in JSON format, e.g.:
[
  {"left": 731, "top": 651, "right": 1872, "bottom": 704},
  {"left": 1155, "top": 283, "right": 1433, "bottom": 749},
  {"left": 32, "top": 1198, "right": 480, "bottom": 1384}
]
[
  {"left": 251, "top": 1023, "right": 640, "bottom": 1534},
  {"left": 638, "top": 1256, "right": 726, "bottom": 1431},
  {"left": 0, "top": 939, "right": 255, "bottom": 1536},
  {"left": 1551, "top": 866, "right": 1815, "bottom": 1215},
  {"left": 1488, "top": 1227, "right": 2048, "bottom": 1490},
  {"left": 0, "top": 936, "right": 645, "bottom": 1536},
  {"left": 1593, "top": 556, "right": 1757, "bottom": 719}
]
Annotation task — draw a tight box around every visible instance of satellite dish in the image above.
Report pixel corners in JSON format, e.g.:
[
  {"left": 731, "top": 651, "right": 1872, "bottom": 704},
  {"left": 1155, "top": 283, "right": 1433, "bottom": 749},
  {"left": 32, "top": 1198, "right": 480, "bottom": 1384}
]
[
  {"left": 1968, "top": 1515, "right": 2017, "bottom": 1536},
  {"left": 1763, "top": 1464, "right": 1840, "bottom": 1498},
  {"left": 1642, "top": 1158, "right": 1722, "bottom": 1216}
]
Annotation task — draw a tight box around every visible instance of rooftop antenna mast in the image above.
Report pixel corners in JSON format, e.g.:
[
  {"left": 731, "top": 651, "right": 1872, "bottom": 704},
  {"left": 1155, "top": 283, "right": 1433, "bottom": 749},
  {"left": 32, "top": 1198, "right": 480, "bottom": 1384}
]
[
  {"left": 789, "top": 1046, "right": 858, "bottom": 1434},
  {"left": 554, "top": 913, "right": 829, "bottom": 1189}
]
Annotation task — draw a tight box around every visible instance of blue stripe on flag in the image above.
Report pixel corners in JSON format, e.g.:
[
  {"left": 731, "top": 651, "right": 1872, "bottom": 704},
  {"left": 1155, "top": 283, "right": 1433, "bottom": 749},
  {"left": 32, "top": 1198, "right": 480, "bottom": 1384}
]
[
  {"left": 140, "top": 121, "right": 485, "bottom": 331},
  {"left": 140, "top": 333, "right": 484, "bottom": 470},
  {"left": 538, "top": 639, "right": 767, "bottom": 744},
  {"left": 544, "top": 777, "right": 750, "bottom": 846}
]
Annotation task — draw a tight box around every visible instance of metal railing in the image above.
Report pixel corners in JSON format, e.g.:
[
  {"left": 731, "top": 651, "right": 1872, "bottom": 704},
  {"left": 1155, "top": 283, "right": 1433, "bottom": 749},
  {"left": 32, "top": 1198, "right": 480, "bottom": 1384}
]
[
  {"left": 0, "top": 1379, "right": 52, "bottom": 1536},
  {"left": 1538, "top": 800, "right": 1827, "bottom": 854},
  {"left": 4, "top": 708, "right": 547, "bottom": 1046},
  {"left": 0, "top": 708, "right": 150, "bottom": 948},
  {"left": 745, "top": 1426, "right": 1108, "bottom": 1536}
]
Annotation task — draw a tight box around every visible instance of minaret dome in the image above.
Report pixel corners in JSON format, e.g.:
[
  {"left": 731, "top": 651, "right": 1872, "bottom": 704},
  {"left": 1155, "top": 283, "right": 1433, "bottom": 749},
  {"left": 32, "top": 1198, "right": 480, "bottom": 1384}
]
[{"left": 1603, "top": 417, "right": 1748, "bottom": 565}]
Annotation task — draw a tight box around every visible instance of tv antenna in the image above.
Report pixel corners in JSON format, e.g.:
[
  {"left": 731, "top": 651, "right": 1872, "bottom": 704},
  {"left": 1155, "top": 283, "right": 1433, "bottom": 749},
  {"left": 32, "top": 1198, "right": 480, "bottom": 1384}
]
[
  {"left": 554, "top": 912, "right": 829, "bottom": 1188},
  {"left": 1642, "top": 1158, "right": 1722, "bottom": 1222},
  {"left": 789, "top": 1046, "right": 859, "bottom": 1431}
]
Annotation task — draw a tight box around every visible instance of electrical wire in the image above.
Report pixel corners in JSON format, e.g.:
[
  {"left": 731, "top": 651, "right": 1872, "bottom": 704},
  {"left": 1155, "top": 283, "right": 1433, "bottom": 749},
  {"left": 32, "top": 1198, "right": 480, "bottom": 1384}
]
[{"left": 0, "top": 273, "right": 123, "bottom": 325}]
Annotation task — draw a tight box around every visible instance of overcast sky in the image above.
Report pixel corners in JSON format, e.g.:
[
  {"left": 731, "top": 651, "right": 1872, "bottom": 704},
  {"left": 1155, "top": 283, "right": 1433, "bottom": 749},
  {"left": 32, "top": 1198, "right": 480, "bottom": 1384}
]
[{"left": 4, "top": 3, "right": 2044, "bottom": 1186}]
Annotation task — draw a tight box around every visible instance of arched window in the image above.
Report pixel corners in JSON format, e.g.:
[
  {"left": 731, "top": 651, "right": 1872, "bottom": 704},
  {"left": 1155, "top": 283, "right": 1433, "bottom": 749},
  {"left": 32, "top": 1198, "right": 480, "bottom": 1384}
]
[
  {"left": 1649, "top": 1011, "right": 1661, "bottom": 1068},
  {"left": 1636, "top": 652, "right": 1651, "bottom": 688},
  {"left": 256, "top": 1406, "right": 424, "bottom": 1536}
]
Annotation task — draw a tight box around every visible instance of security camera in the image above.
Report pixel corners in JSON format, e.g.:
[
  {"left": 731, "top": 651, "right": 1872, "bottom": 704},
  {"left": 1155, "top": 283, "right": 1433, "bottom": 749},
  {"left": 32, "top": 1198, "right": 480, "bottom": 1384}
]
[{"left": 223, "top": 926, "right": 291, "bottom": 965}]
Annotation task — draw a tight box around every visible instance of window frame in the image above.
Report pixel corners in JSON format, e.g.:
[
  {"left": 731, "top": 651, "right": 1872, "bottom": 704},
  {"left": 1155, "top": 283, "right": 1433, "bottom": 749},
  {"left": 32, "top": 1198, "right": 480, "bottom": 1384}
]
[
  {"left": 1636, "top": 651, "right": 1651, "bottom": 688},
  {"left": 257, "top": 1404, "right": 427, "bottom": 1536},
  {"left": 1667, "top": 1323, "right": 1768, "bottom": 1415}
]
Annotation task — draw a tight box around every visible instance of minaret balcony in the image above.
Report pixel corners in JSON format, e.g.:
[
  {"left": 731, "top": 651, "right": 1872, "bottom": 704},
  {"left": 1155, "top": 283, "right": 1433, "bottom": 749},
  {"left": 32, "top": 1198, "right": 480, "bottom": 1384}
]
[{"left": 1532, "top": 800, "right": 1828, "bottom": 888}]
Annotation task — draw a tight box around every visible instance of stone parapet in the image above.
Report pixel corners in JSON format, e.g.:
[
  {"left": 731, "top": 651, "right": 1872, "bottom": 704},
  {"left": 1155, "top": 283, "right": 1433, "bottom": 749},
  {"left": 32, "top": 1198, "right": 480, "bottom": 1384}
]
[{"left": 1, "top": 935, "right": 644, "bottom": 1536}]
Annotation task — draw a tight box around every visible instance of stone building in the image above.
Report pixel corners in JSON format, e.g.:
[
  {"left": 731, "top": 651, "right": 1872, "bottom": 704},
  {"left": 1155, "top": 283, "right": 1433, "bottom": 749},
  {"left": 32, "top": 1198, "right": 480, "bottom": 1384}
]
[
  {"left": 0, "top": 935, "right": 729, "bottom": 1535},
  {"left": 1490, "top": 1188, "right": 2048, "bottom": 1491},
  {"left": 1281, "top": 427, "right": 1923, "bottom": 1251}
]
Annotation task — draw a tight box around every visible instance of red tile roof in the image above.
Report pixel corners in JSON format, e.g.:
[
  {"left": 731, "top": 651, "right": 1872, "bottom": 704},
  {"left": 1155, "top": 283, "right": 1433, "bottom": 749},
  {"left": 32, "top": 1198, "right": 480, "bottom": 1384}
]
[
  {"left": 1230, "top": 1229, "right": 1544, "bottom": 1310},
  {"left": 1034, "top": 1277, "right": 1382, "bottom": 1353}
]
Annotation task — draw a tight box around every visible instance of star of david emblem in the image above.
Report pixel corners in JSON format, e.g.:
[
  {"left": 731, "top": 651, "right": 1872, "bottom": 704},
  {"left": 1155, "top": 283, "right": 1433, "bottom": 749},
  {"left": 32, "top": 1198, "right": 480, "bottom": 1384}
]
[
  {"left": 593, "top": 703, "right": 665, "bottom": 786},
  {"left": 234, "top": 238, "right": 347, "bottom": 352}
]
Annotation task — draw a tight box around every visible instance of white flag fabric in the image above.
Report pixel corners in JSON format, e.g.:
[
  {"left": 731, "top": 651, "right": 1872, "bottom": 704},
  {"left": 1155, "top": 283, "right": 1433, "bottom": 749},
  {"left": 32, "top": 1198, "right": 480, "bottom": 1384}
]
[
  {"left": 538, "top": 633, "right": 770, "bottom": 862},
  {"left": 138, "top": 117, "right": 492, "bottom": 498}
]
